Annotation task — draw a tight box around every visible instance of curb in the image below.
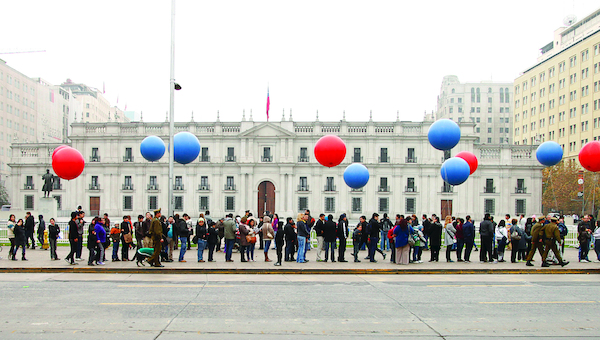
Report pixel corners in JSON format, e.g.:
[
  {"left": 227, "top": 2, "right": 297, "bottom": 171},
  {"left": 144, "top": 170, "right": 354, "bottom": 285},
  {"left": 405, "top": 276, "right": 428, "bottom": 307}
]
[{"left": 0, "top": 267, "right": 599, "bottom": 275}]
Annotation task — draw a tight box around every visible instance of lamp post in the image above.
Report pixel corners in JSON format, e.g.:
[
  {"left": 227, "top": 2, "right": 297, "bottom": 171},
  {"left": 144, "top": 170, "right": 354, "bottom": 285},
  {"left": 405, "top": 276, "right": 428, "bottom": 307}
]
[{"left": 168, "top": 0, "right": 176, "bottom": 217}]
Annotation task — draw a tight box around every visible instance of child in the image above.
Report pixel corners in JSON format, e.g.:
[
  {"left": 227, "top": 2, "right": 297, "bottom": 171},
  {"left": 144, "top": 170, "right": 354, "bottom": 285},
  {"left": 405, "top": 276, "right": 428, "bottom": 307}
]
[
  {"left": 352, "top": 224, "right": 363, "bottom": 262},
  {"left": 111, "top": 223, "right": 121, "bottom": 261}
]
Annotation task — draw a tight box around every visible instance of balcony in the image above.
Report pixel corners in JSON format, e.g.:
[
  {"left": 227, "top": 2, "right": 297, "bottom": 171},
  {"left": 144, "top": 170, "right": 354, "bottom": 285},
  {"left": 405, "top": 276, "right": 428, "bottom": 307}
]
[
  {"left": 405, "top": 186, "right": 417, "bottom": 193},
  {"left": 441, "top": 185, "right": 453, "bottom": 193},
  {"left": 351, "top": 187, "right": 363, "bottom": 192},
  {"left": 261, "top": 155, "right": 273, "bottom": 162},
  {"left": 298, "top": 156, "right": 310, "bottom": 163},
  {"left": 24, "top": 184, "right": 34, "bottom": 190},
  {"left": 224, "top": 184, "right": 236, "bottom": 191},
  {"left": 405, "top": 157, "right": 417, "bottom": 163},
  {"left": 297, "top": 185, "right": 310, "bottom": 192},
  {"left": 198, "top": 184, "right": 210, "bottom": 191},
  {"left": 173, "top": 184, "right": 185, "bottom": 191},
  {"left": 484, "top": 186, "right": 496, "bottom": 194},
  {"left": 89, "top": 184, "right": 100, "bottom": 190},
  {"left": 378, "top": 156, "right": 390, "bottom": 163},
  {"left": 147, "top": 184, "right": 159, "bottom": 191},
  {"left": 90, "top": 156, "right": 101, "bottom": 162},
  {"left": 225, "top": 155, "right": 236, "bottom": 162},
  {"left": 123, "top": 156, "right": 134, "bottom": 162},
  {"left": 352, "top": 156, "right": 363, "bottom": 163},
  {"left": 378, "top": 185, "right": 390, "bottom": 192},
  {"left": 122, "top": 184, "right": 134, "bottom": 190},
  {"left": 200, "top": 155, "right": 210, "bottom": 162},
  {"left": 515, "top": 187, "right": 527, "bottom": 194},
  {"left": 324, "top": 185, "right": 336, "bottom": 192}
]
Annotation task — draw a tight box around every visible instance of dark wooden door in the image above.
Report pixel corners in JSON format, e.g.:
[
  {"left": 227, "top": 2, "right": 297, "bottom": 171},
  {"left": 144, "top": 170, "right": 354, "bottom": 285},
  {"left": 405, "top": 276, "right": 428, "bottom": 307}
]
[
  {"left": 258, "top": 181, "right": 275, "bottom": 217},
  {"left": 441, "top": 200, "right": 452, "bottom": 219},
  {"left": 90, "top": 197, "right": 100, "bottom": 216}
]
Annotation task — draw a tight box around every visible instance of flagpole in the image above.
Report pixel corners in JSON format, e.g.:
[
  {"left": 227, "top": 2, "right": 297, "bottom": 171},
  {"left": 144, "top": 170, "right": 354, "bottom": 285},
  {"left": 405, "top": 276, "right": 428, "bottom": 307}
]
[{"left": 168, "top": 0, "right": 176, "bottom": 217}]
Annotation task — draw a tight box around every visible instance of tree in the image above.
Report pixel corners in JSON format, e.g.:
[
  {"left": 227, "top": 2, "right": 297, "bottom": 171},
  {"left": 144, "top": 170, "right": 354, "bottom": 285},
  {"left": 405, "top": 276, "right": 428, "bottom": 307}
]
[
  {"left": 0, "top": 181, "right": 9, "bottom": 206},
  {"left": 542, "top": 160, "right": 600, "bottom": 216}
]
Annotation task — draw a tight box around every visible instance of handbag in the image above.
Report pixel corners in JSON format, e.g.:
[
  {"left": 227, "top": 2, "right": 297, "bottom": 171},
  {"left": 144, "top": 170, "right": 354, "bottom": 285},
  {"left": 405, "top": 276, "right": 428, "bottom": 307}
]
[
  {"left": 123, "top": 233, "right": 133, "bottom": 243},
  {"left": 408, "top": 233, "right": 416, "bottom": 247},
  {"left": 511, "top": 230, "right": 521, "bottom": 240},
  {"left": 267, "top": 232, "right": 274, "bottom": 239},
  {"left": 246, "top": 235, "right": 257, "bottom": 244},
  {"left": 192, "top": 235, "right": 199, "bottom": 244}
]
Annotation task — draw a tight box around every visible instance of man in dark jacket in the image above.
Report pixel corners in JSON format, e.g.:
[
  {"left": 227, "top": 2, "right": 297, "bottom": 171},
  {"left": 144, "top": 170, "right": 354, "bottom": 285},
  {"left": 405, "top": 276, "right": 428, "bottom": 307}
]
[
  {"left": 207, "top": 221, "right": 219, "bottom": 262},
  {"left": 24, "top": 212, "right": 35, "bottom": 249},
  {"left": 176, "top": 214, "right": 189, "bottom": 262},
  {"left": 323, "top": 214, "right": 338, "bottom": 262},
  {"left": 284, "top": 219, "right": 297, "bottom": 261},
  {"left": 368, "top": 213, "right": 386, "bottom": 262},
  {"left": 134, "top": 215, "right": 145, "bottom": 250},
  {"left": 462, "top": 216, "right": 475, "bottom": 262},
  {"left": 479, "top": 213, "right": 494, "bottom": 263},
  {"left": 314, "top": 214, "right": 325, "bottom": 261},
  {"left": 337, "top": 214, "right": 349, "bottom": 262},
  {"left": 274, "top": 219, "right": 287, "bottom": 266},
  {"left": 357, "top": 216, "right": 369, "bottom": 255},
  {"left": 37, "top": 215, "right": 46, "bottom": 249},
  {"left": 352, "top": 224, "right": 363, "bottom": 262},
  {"left": 120, "top": 216, "right": 132, "bottom": 261},
  {"left": 421, "top": 214, "right": 431, "bottom": 250},
  {"left": 65, "top": 212, "right": 79, "bottom": 265},
  {"left": 429, "top": 217, "right": 443, "bottom": 262}
]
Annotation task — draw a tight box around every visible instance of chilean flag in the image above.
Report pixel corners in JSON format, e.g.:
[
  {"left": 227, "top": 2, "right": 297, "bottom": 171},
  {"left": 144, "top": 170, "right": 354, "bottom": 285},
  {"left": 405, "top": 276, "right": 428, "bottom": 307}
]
[{"left": 266, "top": 87, "right": 270, "bottom": 121}]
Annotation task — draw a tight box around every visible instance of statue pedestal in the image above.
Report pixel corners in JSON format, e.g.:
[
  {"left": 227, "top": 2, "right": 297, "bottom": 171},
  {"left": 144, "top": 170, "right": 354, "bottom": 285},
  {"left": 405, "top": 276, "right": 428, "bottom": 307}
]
[{"left": 38, "top": 197, "right": 58, "bottom": 220}]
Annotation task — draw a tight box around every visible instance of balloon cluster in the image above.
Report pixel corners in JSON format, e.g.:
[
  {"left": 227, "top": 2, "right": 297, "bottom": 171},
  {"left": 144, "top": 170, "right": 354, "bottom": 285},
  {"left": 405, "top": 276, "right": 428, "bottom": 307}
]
[
  {"left": 428, "top": 119, "right": 477, "bottom": 186},
  {"left": 52, "top": 145, "right": 85, "bottom": 180},
  {"left": 314, "top": 135, "right": 370, "bottom": 189},
  {"left": 140, "top": 132, "right": 200, "bottom": 165}
]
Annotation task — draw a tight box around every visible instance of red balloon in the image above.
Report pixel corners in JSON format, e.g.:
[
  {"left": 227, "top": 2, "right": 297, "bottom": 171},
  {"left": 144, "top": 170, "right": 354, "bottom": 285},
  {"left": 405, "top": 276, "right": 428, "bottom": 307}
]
[
  {"left": 455, "top": 151, "right": 478, "bottom": 175},
  {"left": 579, "top": 141, "right": 600, "bottom": 172},
  {"left": 52, "top": 145, "right": 70, "bottom": 159},
  {"left": 314, "top": 135, "right": 347, "bottom": 167},
  {"left": 52, "top": 147, "right": 85, "bottom": 180}
]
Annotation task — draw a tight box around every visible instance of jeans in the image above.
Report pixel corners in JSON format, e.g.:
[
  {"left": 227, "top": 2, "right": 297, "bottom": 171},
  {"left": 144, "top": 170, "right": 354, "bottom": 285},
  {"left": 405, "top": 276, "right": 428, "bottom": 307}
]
[
  {"left": 197, "top": 239, "right": 207, "bottom": 261},
  {"left": 9, "top": 238, "right": 15, "bottom": 259},
  {"left": 368, "top": 237, "right": 379, "bottom": 261},
  {"left": 264, "top": 240, "right": 272, "bottom": 254},
  {"left": 49, "top": 238, "right": 58, "bottom": 259},
  {"left": 324, "top": 241, "right": 335, "bottom": 261},
  {"left": 37, "top": 233, "right": 44, "bottom": 248},
  {"left": 456, "top": 239, "right": 464, "bottom": 260},
  {"left": 297, "top": 236, "right": 306, "bottom": 262},
  {"left": 179, "top": 237, "right": 188, "bottom": 261},
  {"left": 246, "top": 243, "right": 255, "bottom": 260},
  {"left": 225, "top": 239, "right": 235, "bottom": 261},
  {"left": 380, "top": 231, "right": 389, "bottom": 250},
  {"left": 413, "top": 246, "right": 420, "bottom": 261},
  {"left": 595, "top": 239, "right": 600, "bottom": 261},
  {"left": 579, "top": 241, "right": 590, "bottom": 261},
  {"left": 97, "top": 243, "right": 105, "bottom": 263},
  {"left": 112, "top": 240, "right": 120, "bottom": 260}
]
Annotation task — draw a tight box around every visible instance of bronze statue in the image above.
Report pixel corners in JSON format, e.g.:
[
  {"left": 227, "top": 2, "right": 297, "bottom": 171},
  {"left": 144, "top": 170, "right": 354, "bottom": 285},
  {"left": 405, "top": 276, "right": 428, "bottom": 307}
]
[{"left": 42, "top": 169, "right": 54, "bottom": 198}]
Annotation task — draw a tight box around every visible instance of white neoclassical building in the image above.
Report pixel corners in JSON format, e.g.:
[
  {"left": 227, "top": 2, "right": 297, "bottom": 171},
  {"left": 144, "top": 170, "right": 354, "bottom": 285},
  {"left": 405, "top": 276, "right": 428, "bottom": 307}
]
[{"left": 8, "top": 116, "right": 543, "bottom": 221}]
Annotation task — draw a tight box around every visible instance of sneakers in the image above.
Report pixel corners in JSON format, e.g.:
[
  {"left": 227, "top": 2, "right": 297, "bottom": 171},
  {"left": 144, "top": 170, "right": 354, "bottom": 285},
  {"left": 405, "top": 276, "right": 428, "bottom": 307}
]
[
  {"left": 75, "top": 258, "right": 84, "bottom": 261},
  {"left": 580, "top": 259, "right": 590, "bottom": 263},
  {"left": 97, "top": 262, "right": 105, "bottom": 265}
]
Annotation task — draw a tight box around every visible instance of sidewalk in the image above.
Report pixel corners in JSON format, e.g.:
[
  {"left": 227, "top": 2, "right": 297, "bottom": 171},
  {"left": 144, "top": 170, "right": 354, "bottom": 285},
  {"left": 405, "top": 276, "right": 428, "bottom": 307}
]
[{"left": 0, "top": 245, "right": 597, "bottom": 274}]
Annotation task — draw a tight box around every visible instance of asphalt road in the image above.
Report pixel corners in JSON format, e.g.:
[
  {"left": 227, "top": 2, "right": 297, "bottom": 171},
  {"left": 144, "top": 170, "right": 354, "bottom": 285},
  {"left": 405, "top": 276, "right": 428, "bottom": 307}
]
[{"left": 0, "top": 273, "right": 598, "bottom": 339}]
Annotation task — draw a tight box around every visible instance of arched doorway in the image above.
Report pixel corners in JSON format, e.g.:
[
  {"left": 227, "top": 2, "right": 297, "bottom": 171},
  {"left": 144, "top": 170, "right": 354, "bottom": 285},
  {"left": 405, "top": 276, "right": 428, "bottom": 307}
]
[{"left": 258, "top": 181, "right": 275, "bottom": 217}]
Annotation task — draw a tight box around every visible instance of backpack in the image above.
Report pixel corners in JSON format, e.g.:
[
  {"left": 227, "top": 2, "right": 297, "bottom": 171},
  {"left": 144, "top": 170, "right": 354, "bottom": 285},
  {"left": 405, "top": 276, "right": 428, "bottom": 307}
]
[
  {"left": 558, "top": 223, "right": 568, "bottom": 238},
  {"left": 408, "top": 231, "right": 416, "bottom": 247},
  {"left": 387, "top": 228, "right": 395, "bottom": 240}
]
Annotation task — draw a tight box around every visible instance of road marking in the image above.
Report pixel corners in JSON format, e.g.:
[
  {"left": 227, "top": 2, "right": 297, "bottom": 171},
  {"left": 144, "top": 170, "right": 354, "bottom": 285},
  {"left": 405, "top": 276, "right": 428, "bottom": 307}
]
[
  {"left": 101, "top": 303, "right": 172, "bottom": 306},
  {"left": 479, "top": 301, "right": 597, "bottom": 304},
  {"left": 117, "top": 285, "right": 233, "bottom": 288},
  {"left": 427, "top": 284, "right": 533, "bottom": 287}
]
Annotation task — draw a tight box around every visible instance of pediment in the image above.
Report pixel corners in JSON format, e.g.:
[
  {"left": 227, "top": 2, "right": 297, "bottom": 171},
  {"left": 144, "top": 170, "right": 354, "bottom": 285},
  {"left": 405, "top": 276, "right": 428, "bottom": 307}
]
[{"left": 238, "top": 122, "right": 296, "bottom": 138}]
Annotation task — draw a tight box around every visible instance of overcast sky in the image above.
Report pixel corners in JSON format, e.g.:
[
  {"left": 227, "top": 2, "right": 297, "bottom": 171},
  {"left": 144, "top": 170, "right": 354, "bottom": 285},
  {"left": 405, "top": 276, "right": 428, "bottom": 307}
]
[{"left": 1, "top": 0, "right": 599, "bottom": 123}]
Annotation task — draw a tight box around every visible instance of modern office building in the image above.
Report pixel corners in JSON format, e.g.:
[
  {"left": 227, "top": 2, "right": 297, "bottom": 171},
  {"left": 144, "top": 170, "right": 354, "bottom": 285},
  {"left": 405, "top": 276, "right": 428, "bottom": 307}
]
[
  {"left": 9, "top": 116, "right": 543, "bottom": 221},
  {"left": 513, "top": 8, "right": 600, "bottom": 159},
  {"left": 436, "top": 75, "right": 514, "bottom": 145}
]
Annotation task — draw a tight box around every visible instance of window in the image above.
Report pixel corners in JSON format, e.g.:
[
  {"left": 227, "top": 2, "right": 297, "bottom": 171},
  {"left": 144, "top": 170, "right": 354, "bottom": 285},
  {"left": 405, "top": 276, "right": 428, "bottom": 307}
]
[
  {"left": 325, "top": 177, "right": 335, "bottom": 191},
  {"left": 476, "top": 117, "right": 480, "bottom": 123},
  {"left": 149, "top": 176, "right": 157, "bottom": 189},
  {"left": 124, "top": 148, "right": 133, "bottom": 161},
  {"left": 378, "top": 197, "right": 389, "bottom": 213},
  {"left": 199, "top": 196, "right": 209, "bottom": 211},
  {"left": 476, "top": 127, "right": 480, "bottom": 133},
  {"left": 226, "top": 147, "right": 235, "bottom": 162},
  {"left": 450, "top": 98, "right": 454, "bottom": 103},
  {"left": 351, "top": 197, "right": 362, "bottom": 213},
  {"left": 24, "top": 195, "right": 34, "bottom": 210},
  {"left": 515, "top": 199, "right": 526, "bottom": 215},
  {"left": 488, "top": 117, "right": 492, "bottom": 123},
  {"left": 449, "top": 107, "right": 453, "bottom": 113},
  {"left": 570, "top": 55, "right": 577, "bottom": 67},
  {"left": 175, "top": 176, "right": 183, "bottom": 189},
  {"left": 379, "top": 147, "right": 388, "bottom": 163},
  {"left": 299, "top": 147, "right": 308, "bottom": 162},
  {"left": 406, "top": 148, "right": 416, "bottom": 162},
  {"left": 123, "top": 176, "right": 132, "bottom": 189},
  {"left": 262, "top": 147, "right": 272, "bottom": 162},
  {"left": 298, "top": 197, "right": 308, "bottom": 212},
  {"left": 91, "top": 176, "right": 99, "bottom": 189},
  {"left": 488, "top": 97, "right": 492, "bottom": 103},
  {"left": 148, "top": 196, "right": 158, "bottom": 210},
  {"left": 406, "top": 198, "right": 416, "bottom": 214},
  {"left": 379, "top": 177, "right": 388, "bottom": 192},
  {"left": 488, "top": 128, "right": 492, "bottom": 133},
  {"left": 201, "top": 147, "right": 209, "bottom": 162},
  {"left": 91, "top": 147, "right": 99, "bottom": 161},
  {"left": 174, "top": 196, "right": 183, "bottom": 210},
  {"left": 53, "top": 176, "right": 61, "bottom": 190},
  {"left": 484, "top": 199, "right": 495, "bottom": 214},
  {"left": 499, "top": 128, "right": 504, "bottom": 133},
  {"left": 353, "top": 148, "right": 361, "bottom": 162},
  {"left": 406, "top": 177, "right": 415, "bottom": 192},
  {"left": 298, "top": 176, "right": 308, "bottom": 191},
  {"left": 123, "top": 196, "right": 133, "bottom": 210},
  {"left": 485, "top": 178, "right": 494, "bottom": 193},
  {"left": 324, "top": 197, "right": 335, "bottom": 213},
  {"left": 226, "top": 176, "right": 235, "bottom": 190},
  {"left": 200, "top": 176, "right": 209, "bottom": 189}
]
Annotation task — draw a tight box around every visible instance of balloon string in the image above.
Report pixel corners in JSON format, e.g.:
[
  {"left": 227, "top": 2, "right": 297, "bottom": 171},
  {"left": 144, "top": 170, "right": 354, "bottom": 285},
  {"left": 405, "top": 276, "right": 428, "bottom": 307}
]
[{"left": 548, "top": 168, "right": 559, "bottom": 212}]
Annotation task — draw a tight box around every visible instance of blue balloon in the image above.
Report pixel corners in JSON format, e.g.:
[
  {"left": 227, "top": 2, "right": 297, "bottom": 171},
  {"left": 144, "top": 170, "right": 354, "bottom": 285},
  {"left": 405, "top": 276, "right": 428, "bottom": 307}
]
[
  {"left": 174, "top": 132, "right": 200, "bottom": 164},
  {"left": 140, "top": 136, "right": 165, "bottom": 162},
  {"left": 343, "top": 163, "right": 370, "bottom": 189},
  {"left": 428, "top": 119, "right": 461, "bottom": 151},
  {"left": 440, "top": 157, "right": 470, "bottom": 186},
  {"left": 536, "top": 141, "right": 563, "bottom": 167}
]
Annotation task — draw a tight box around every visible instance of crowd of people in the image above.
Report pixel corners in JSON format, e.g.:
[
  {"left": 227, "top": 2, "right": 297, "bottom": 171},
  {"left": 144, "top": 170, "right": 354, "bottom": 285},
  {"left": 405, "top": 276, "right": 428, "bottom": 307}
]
[{"left": 5, "top": 207, "right": 599, "bottom": 268}]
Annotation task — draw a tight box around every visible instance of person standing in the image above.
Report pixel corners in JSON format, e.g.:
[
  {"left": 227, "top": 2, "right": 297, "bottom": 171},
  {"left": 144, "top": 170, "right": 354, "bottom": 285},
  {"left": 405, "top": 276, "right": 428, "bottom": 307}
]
[
  {"left": 428, "top": 217, "right": 442, "bottom": 262},
  {"left": 143, "top": 212, "right": 153, "bottom": 249},
  {"left": 455, "top": 217, "right": 464, "bottom": 261},
  {"left": 578, "top": 215, "right": 592, "bottom": 262},
  {"left": 592, "top": 220, "right": 600, "bottom": 262},
  {"left": 196, "top": 218, "right": 208, "bottom": 262},
  {"left": 479, "top": 213, "right": 494, "bottom": 263},
  {"left": 393, "top": 218, "right": 414, "bottom": 265},
  {"left": 380, "top": 213, "right": 393, "bottom": 251},
  {"left": 65, "top": 212, "right": 79, "bottom": 265},
  {"left": 13, "top": 219, "right": 27, "bottom": 260},
  {"left": 238, "top": 217, "right": 250, "bottom": 262},
  {"left": 134, "top": 215, "right": 144, "bottom": 250},
  {"left": 296, "top": 213, "right": 309, "bottom": 263},
  {"left": 87, "top": 218, "right": 98, "bottom": 266},
  {"left": 48, "top": 218, "right": 60, "bottom": 260},
  {"left": 422, "top": 214, "right": 431, "bottom": 250},
  {"left": 495, "top": 220, "right": 508, "bottom": 263},
  {"left": 368, "top": 213, "right": 386, "bottom": 262},
  {"left": 183, "top": 213, "right": 193, "bottom": 251},
  {"left": 175, "top": 214, "right": 188, "bottom": 263},
  {"left": 37, "top": 215, "right": 46, "bottom": 249},
  {"left": 207, "top": 219, "right": 218, "bottom": 262},
  {"left": 509, "top": 218, "right": 524, "bottom": 263},
  {"left": 352, "top": 223, "right": 363, "bottom": 262},
  {"left": 120, "top": 216, "right": 133, "bottom": 261},
  {"left": 274, "top": 218, "right": 287, "bottom": 266},
  {"left": 94, "top": 217, "right": 107, "bottom": 265},
  {"left": 223, "top": 214, "right": 236, "bottom": 262},
  {"left": 261, "top": 216, "right": 274, "bottom": 262},
  {"left": 7, "top": 214, "right": 16, "bottom": 260},
  {"left": 284, "top": 218, "right": 297, "bottom": 261},
  {"left": 314, "top": 214, "right": 326, "bottom": 261},
  {"left": 323, "top": 214, "right": 337, "bottom": 262},
  {"left": 147, "top": 209, "right": 164, "bottom": 267},
  {"left": 75, "top": 211, "right": 86, "bottom": 261},
  {"left": 24, "top": 212, "right": 35, "bottom": 249},
  {"left": 443, "top": 216, "right": 456, "bottom": 262},
  {"left": 337, "top": 214, "right": 349, "bottom": 262},
  {"left": 462, "top": 216, "right": 475, "bottom": 263}
]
